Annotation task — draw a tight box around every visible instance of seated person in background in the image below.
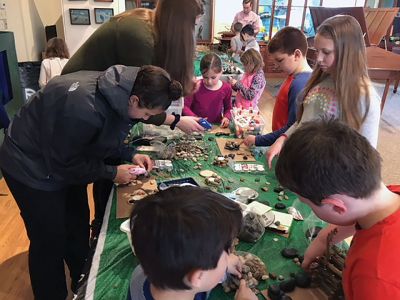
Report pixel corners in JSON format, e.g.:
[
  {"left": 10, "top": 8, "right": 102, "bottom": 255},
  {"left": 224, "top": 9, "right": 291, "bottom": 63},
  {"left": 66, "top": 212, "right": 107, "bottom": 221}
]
[
  {"left": 275, "top": 119, "right": 400, "bottom": 300},
  {"left": 39, "top": 37, "right": 70, "bottom": 88},
  {"left": 231, "top": 0, "right": 262, "bottom": 35},
  {"left": 230, "top": 22, "right": 244, "bottom": 61},
  {"left": 128, "top": 186, "right": 257, "bottom": 300},
  {"left": 183, "top": 53, "right": 232, "bottom": 128},
  {"left": 241, "top": 25, "right": 260, "bottom": 53},
  {"left": 244, "top": 27, "right": 312, "bottom": 147},
  {"left": 230, "top": 49, "right": 266, "bottom": 109}
]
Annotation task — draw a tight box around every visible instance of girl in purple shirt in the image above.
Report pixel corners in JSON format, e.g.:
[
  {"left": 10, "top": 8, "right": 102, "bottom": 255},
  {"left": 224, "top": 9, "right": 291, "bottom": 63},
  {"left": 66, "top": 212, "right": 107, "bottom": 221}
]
[{"left": 183, "top": 53, "right": 232, "bottom": 127}]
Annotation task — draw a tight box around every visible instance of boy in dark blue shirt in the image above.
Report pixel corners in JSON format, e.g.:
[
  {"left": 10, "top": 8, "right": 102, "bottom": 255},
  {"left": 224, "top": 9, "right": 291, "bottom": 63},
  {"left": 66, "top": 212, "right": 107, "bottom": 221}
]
[{"left": 244, "top": 27, "right": 312, "bottom": 146}]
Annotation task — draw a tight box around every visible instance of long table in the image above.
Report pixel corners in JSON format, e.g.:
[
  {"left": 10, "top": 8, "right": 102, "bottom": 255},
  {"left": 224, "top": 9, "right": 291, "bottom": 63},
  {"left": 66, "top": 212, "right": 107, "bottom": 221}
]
[{"left": 76, "top": 132, "right": 320, "bottom": 300}]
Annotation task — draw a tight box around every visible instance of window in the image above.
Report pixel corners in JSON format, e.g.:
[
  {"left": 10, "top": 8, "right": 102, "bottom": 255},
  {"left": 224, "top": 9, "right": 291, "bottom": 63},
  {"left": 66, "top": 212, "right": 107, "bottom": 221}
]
[{"left": 257, "top": 0, "right": 366, "bottom": 40}]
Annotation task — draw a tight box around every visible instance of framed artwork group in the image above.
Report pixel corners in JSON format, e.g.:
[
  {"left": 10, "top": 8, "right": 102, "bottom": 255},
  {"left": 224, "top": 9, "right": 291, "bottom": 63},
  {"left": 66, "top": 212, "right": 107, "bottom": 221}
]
[{"left": 68, "top": 0, "right": 114, "bottom": 25}]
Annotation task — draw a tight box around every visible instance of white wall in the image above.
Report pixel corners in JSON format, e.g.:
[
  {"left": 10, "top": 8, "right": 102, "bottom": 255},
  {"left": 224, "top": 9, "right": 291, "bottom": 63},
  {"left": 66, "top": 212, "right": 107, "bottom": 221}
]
[
  {"left": 61, "top": 0, "right": 125, "bottom": 57},
  {"left": 214, "top": 0, "right": 242, "bottom": 38}
]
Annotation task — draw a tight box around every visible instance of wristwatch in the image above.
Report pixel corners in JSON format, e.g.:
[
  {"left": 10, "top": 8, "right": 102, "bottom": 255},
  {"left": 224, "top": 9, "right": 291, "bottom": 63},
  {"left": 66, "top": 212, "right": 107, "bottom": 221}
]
[{"left": 169, "top": 113, "right": 181, "bottom": 130}]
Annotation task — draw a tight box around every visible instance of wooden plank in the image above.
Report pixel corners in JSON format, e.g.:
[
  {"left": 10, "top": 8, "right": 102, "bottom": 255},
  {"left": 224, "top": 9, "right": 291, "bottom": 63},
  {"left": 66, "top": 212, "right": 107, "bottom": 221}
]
[{"left": 364, "top": 8, "right": 399, "bottom": 46}]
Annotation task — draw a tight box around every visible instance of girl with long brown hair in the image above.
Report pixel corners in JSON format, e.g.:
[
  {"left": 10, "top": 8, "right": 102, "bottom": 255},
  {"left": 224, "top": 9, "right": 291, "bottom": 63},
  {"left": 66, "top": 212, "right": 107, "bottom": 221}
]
[{"left": 267, "top": 15, "right": 381, "bottom": 168}]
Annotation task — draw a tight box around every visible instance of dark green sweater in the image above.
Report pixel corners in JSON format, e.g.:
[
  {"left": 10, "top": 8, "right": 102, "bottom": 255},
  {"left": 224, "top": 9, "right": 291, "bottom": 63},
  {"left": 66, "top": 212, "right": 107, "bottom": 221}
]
[
  {"left": 63, "top": 16, "right": 155, "bottom": 74},
  {"left": 63, "top": 15, "right": 166, "bottom": 125}
]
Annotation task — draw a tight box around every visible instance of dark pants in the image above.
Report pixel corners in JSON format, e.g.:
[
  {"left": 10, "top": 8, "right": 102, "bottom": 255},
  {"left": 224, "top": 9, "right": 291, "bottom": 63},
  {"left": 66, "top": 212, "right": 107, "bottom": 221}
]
[
  {"left": 91, "top": 157, "right": 120, "bottom": 230},
  {"left": 3, "top": 171, "right": 90, "bottom": 300}
]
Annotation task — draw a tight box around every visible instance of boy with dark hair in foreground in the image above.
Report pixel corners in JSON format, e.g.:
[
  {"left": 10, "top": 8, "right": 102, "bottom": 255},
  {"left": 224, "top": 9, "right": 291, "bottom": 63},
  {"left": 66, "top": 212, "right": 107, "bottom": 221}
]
[
  {"left": 128, "top": 186, "right": 257, "bottom": 300},
  {"left": 275, "top": 119, "right": 400, "bottom": 299}
]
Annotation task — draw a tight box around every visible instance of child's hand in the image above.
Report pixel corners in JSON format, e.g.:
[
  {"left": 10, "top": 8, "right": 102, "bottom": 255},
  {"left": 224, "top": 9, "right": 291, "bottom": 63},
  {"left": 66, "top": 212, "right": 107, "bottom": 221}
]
[
  {"left": 266, "top": 135, "right": 287, "bottom": 169},
  {"left": 302, "top": 231, "right": 328, "bottom": 270},
  {"left": 227, "top": 254, "right": 242, "bottom": 278},
  {"left": 230, "top": 78, "right": 238, "bottom": 86},
  {"left": 243, "top": 135, "right": 256, "bottom": 147},
  {"left": 234, "top": 280, "right": 257, "bottom": 300},
  {"left": 220, "top": 117, "right": 230, "bottom": 128}
]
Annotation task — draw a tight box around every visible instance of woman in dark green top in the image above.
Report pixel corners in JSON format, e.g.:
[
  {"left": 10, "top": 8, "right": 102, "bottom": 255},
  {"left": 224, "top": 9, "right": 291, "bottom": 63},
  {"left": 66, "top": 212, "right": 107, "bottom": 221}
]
[{"left": 63, "top": 0, "right": 206, "bottom": 132}]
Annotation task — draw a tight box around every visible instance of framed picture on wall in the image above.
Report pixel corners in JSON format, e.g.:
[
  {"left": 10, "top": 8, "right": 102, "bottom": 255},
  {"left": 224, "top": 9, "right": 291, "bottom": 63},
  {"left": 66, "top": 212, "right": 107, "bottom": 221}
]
[
  {"left": 195, "top": 0, "right": 214, "bottom": 43},
  {"left": 69, "top": 9, "right": 90, "bottom": 25},
  {"left": 94, "top": 8, "right": 114, "bottom": 24}
]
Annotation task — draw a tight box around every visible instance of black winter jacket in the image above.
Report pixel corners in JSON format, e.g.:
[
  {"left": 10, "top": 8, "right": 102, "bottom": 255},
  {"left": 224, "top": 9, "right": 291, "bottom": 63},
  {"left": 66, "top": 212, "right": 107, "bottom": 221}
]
[{"left": 0, "top": 65, "right": 156, "bottom": 191}]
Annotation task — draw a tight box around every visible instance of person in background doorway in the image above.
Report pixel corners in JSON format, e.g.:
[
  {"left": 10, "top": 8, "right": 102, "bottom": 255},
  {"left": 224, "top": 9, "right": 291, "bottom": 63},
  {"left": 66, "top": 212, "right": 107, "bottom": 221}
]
[
  {"left": 38, "top": 37, "right": 69, "bottom": 88},
  {"left": 231, "top": 0, "right": 262, "bottom": 35}
]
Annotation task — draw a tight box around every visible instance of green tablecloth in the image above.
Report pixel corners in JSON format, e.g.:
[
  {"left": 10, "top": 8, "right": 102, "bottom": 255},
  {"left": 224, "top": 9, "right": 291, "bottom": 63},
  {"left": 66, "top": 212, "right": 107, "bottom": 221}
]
[{"left": 83, "top": 133, "right": 319, "bottom": 300}]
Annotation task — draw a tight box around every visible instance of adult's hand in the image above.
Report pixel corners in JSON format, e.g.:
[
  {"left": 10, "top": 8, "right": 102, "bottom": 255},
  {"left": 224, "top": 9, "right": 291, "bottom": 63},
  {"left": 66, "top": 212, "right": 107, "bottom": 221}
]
[
  {"left": 234, "top": 280, "right": 257, "bottom": 300},
  {"left": 243, "top": 135, "right": 256, "bottom": 147},
  {"left": 177, "top": 116, "right": 205, "bottom": 134},
  {"left": 132, "top": 154, "right": 153, "bottom": 172},
  {"left": 266, "top": 135, "right": 286, "bottom": 169},
  {"left": 114, "top": 164, "right": 137, "bottom": 184},
  {"left": 221, "top": 117, "right": 230, "bottom": 128}
]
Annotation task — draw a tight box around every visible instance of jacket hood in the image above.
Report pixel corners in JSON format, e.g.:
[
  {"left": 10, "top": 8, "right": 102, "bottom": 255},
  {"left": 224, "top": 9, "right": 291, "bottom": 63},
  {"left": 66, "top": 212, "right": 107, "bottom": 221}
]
[{"left": 97, "top": 65, "right": 140, "bottom": 119}]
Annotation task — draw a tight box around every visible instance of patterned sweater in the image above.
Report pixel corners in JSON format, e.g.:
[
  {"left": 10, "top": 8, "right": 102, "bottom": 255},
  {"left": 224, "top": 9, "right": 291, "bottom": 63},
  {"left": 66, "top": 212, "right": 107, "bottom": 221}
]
[{"left": 285, "top": 76, "right": 381, "bottom": 147}]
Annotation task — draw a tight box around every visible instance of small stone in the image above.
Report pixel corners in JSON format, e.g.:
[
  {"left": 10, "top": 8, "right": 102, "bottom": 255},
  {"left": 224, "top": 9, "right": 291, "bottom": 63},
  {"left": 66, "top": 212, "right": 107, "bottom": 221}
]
[
  {"left": 278, "top": 195, "right": 284, "bottom": 201},
  {"left": 279, "top": 279, "right": 296, "bottom": 293},
  {"left": 279, "top": 191, "right": 284, "bottom": 196},
  {"left": 275, "top": 203, "right": 286, "bottom": 210},
  {"left": 273, "top": 186, "right": 284, "bottom": 193},
  {"left": 261, "top": 275, "right": 269, "bottom": 280},
  {"left": 273, "top": 238, "right": 279, "bottom": 242},
  {"left": 293, "top": 257, "right": 300, "bottom": 263},
  {"left": 269, "top": 272, "right": 277, "bottom": 280},
  {"left": 255, "top": 178, "right": 260, "bottom": 182},
  {"left": 295, "top": 271, "right": 312, "bottom": 288},
  {"left": 284, "top": 195, "right": 289, "bottom": 200},
  {"left": 179, "top": 169, "right": 185, "bottom": 173},
  {"left": 265, "top": 181, "right": 271, "bottom": 185},
  {"left": 281, "top": 248, "right": 299, "bottom": 259},
  {"left": 261, "top": 187, "right": 269, "bottom": 192},
  {"left": 228, "top": 178, "right": 234, "bottom": 183},
  {"left": 240, "top": 178, "right": 245, "bottom": 182},
  {"left": 278, "top": 275, "right": 284, "bottom": 281},
  {"left": 268, "top": 284, "right": 281, "bottom": 296}
]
